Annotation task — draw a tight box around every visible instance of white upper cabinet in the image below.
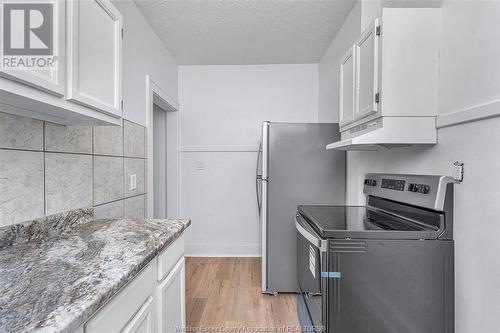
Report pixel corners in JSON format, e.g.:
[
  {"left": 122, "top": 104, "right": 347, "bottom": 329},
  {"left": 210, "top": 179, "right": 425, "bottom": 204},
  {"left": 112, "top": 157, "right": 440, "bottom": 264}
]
[
  {"left": 0, "top": 0, "right": 123, "bottom": 125},
  {"left": 355, "top": 18, "right": 380, "bottom": 121},
  {"left": 339, "top": 46, "right": 356, "bottom": 126},
  {"left": 329, "top": 8, "right": 440, "bottom": 150},
  {"left": 380, "top": 9, "right": 439, "bottom": 118},
  {"left": 0, "top": 0, "right": 65, "bottom": 96},
  {"left": 66, "top": 0, "right": 122, "bottom": 117},
  {"left": 338, "top": 9, "right": 440, "bottom": 132}
]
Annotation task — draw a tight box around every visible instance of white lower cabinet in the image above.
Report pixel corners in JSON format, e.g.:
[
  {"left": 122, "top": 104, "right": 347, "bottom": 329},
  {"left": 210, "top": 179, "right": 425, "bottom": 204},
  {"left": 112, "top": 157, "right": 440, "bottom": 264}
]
[
  {"left": 83, "top": 236, "right": 185, "bottom": 333},
  {"left": 84, "top": 263, "right": 156, "bottom": 333},
  {"left": 157, "top": 258, "right": 185, "bottom": 333},
  {"left": 122, "top": 296, "right": 155, "bottom": 333}
]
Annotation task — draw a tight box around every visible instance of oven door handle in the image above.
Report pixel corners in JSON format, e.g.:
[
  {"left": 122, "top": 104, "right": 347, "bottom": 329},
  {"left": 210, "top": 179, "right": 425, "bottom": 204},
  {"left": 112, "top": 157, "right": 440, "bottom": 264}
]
[{"left": 295, "top": 214, "right": 327, "bottom": 252}]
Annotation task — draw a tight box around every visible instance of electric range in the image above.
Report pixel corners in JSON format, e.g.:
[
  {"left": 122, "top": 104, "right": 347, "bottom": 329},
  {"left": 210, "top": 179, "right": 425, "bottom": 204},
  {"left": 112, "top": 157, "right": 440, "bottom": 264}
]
[{"left": 296, "top": 173, "right": 455, "bottom": 333}]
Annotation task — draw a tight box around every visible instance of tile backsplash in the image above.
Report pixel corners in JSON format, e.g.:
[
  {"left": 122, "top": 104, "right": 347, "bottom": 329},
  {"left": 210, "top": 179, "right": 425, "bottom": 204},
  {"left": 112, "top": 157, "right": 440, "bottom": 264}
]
[{"left": 0, "top": 112, "right": 147, "bottom": 226}]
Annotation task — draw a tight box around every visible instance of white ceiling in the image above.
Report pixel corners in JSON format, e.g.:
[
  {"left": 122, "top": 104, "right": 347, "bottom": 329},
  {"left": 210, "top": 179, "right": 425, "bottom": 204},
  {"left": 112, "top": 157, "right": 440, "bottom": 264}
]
[{"left": 134, "top": 0, "right": 357, "bottom": 65}]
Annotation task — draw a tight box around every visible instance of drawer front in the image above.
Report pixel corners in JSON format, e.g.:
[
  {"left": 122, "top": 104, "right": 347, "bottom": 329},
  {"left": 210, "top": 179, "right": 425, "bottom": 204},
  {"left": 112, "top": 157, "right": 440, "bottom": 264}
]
[
  {"left": 85, "top": 263, "right": 155, "bottom": 333},
  {"left": 157, "top": 235, "right": 185, "bottom": 282}
]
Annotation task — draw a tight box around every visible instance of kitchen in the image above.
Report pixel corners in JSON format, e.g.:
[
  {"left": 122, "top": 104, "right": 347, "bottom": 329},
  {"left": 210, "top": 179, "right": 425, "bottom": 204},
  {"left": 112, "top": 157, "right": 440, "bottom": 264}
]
[{"left": 0, "top": 0, "right": 499, "bottom": 333}]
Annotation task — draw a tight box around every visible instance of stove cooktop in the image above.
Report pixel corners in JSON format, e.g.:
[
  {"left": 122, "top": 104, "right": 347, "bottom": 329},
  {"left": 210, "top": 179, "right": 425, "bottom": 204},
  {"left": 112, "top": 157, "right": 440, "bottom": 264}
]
[{"left": 297, "top": 205, "right": 440, "bottom": 240}]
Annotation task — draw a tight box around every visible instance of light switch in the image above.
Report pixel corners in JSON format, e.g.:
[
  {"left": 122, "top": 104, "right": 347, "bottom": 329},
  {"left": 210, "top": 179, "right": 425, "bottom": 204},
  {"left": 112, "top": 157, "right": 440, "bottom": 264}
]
[
  {"left": 195, "top": 161, "right": 205, "bottom": 171},
  {"left": 130, "top": 174, "right": 137, "bottom": 190}
]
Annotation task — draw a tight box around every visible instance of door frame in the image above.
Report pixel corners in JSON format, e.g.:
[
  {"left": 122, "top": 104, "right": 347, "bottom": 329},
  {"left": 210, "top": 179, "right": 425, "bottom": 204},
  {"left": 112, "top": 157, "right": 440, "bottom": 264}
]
[{"left": 145, "top": 75, "right": 180, "bottom": 218}]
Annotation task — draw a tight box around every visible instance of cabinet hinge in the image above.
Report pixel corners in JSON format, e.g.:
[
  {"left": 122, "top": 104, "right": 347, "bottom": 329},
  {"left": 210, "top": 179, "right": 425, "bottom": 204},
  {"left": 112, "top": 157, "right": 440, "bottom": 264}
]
[
  {"left": 376, "top": 26, "right": 381, "bottom": 36},
  {"left": 121, "top": 28, "right": 124, "bottom": 38},
  {"left": 375, "top": 93, "right": 380, "bottom": 103},
  {"left": 121, "top": 100, "right": 124, "bottom": 110}
]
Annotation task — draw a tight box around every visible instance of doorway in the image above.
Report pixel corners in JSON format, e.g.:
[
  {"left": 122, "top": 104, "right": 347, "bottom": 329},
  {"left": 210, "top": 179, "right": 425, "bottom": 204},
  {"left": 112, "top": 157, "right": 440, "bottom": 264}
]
[
  {"left": 153, "top": 104, "right": 168, "bottom": 218},
  {"left": 146, "top": 75, "right": 180, "bottom": 219}
]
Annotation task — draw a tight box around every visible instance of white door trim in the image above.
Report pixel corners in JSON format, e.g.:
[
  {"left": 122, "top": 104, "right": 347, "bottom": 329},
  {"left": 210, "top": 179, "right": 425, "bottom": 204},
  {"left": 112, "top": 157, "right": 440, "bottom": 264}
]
[{"left": 146, "top": 75, "right": 180, "bottom": 218}]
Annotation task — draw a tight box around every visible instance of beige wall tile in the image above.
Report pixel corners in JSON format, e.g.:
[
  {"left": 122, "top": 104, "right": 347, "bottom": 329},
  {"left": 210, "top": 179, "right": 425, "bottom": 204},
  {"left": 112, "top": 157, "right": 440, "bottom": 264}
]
[
  {"left": 45, "top": 153, "right": 93, "bottom": 215},
  {"left": 0, "top": 150, "right": 44, "bottom": 226},
  {"left": 45, "top": 123, "right": 92, "bottom": 154},
  {"left": 94, "top": 156, "right": 124, "bottom": 205},
  {"left": 0, "top": 112, "right": 43, "bottom": 150}
]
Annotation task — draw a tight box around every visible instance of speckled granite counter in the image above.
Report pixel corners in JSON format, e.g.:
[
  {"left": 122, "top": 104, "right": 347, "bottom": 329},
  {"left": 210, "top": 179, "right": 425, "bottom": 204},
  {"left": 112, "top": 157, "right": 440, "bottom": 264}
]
[{"left": 0, "top": 208, "right": 190, "bottom": 333}]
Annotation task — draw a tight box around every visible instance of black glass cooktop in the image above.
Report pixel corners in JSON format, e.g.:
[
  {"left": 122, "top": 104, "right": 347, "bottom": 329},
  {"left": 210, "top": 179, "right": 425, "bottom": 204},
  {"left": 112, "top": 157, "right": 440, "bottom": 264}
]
[{"left": 297, "top": 205, "right": 439, "bottom": 240}]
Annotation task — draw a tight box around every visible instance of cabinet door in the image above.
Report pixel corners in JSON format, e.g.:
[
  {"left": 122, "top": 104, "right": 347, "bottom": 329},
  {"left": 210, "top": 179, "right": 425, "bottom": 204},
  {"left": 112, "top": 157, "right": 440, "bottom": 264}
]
[
  {"left": 339, "top": 46, "right": 356, "bottom": 127},
  {"left": 0, "top": 0, "right": 65, "bottom": 96},
  {"left": 121, "top": 296, "right": 155, "bottom": 333},
  {"left": 355, "top": 18, "right": 380, "bottom": 120},
  {"left": 66, "top": 0, "right": 122, "bottom": 117},
  {"left": 157, "top": 258, "right": 185, "bottom": 333},
  {"left": 85, "top": 263, "right": 155, "bottom": 333}
]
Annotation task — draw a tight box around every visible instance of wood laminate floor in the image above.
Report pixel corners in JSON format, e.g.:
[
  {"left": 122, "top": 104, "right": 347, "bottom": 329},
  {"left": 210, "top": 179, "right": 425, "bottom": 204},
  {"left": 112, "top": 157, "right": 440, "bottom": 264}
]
[{"left": 186, "top": 257, "right": 300, "bottom": 331}]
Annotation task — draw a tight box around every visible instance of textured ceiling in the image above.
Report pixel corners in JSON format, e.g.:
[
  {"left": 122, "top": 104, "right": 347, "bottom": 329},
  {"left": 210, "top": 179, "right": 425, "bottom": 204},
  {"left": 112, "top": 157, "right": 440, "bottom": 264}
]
[{"left": 134, "top": 0, "right": 357, "bottom": 65}]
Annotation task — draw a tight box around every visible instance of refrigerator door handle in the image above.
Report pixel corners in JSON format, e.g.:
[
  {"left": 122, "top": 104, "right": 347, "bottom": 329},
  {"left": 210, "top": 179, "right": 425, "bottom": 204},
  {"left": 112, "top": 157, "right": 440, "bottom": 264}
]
[
  {"left": 256, "top": 141, "right": 262, "bottom": 216},
  {"left": 256, "top": 179, "right": 261, "bottom": 217},
  {"left": 262, "top": 122, "right": 269, "bottom": 180},
  {"left": 256, "top": 141, "right": 262, "bottom": 178}
]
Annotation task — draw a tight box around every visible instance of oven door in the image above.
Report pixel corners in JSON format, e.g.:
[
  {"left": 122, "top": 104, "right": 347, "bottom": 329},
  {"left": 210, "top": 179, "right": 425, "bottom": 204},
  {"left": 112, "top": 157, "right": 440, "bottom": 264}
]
[{"left": 295, "top": 214, "right": 328, "bottom": 332}]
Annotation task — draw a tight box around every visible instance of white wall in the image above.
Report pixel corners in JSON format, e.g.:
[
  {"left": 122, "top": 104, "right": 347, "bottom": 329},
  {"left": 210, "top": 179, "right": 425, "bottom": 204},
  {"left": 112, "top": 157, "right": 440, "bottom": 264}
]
[
  {"left": 439, "top": 0, "right": 500, "bottom": 116},
  {"left": 179, "top": 64, "right": 319, "bottom": 256},
  {"left": 112, "top": 1, "right": 178, "bottom": 126},
  {"left": 319, "top": 1, "right": 500, "bottom": 331}
]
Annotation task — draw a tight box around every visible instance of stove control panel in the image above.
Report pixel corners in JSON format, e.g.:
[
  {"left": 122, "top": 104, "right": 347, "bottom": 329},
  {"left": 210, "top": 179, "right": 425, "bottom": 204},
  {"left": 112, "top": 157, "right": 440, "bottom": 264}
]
[
  {"left": 363, "top": 173, "right": 454, "bottom": 211},
  {"left": 364, "top": 178, "right": 377, "bottom": 186},
  {"left": 381, "top": 178, "right": 406, "bottom": 191},
  {"left": 408, "top": 183, "right": 430, "bottom": 194}
]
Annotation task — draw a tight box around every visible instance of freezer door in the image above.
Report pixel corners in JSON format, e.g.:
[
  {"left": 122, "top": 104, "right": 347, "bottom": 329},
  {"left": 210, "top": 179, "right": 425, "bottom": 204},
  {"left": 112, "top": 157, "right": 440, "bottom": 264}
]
[{"left": 266, "top": 122, "right": 345, "bottom": 293}]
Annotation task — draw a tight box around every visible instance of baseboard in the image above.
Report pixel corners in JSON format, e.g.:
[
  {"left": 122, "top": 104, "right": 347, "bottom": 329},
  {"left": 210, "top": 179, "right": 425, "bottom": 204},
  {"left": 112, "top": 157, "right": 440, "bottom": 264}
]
[
  {"left": 436, "top": 99, "right": 500, "bottom": 128},
  {"left": 180, "top": 146, "right": 258, "bottom": 152},
  {"left": 185, "top": 243, "right": 260, "bottom": 257}
]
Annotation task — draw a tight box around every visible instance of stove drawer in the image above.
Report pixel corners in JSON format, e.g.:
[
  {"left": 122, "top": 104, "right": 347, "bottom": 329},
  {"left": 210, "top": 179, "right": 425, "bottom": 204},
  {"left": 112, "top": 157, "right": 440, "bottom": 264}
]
[{"left": 328, "top": 239, "right": 454, "bottom": 333}]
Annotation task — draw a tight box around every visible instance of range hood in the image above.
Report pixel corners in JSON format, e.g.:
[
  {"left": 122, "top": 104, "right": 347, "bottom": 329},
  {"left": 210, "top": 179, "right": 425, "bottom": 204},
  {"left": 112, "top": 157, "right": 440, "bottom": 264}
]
[{"left": 326, "top": 117, "right": 437, "bottom": 151}]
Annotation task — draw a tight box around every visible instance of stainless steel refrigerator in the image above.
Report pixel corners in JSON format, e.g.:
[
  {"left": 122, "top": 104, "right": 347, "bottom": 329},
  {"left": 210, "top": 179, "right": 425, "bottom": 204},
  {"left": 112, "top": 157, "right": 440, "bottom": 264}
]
[{"left": 256, "top": 122, "right": 345, "bottom": 294}]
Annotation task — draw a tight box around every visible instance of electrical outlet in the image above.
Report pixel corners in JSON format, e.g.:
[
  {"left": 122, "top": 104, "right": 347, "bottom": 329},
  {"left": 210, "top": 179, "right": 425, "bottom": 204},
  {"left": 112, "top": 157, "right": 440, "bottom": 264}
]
[
  {"left": 130, "top": 174, "right": 137, "bottom": 190},
  {"left": 452, "top": 161, "right": 464, "bottom": 183}
]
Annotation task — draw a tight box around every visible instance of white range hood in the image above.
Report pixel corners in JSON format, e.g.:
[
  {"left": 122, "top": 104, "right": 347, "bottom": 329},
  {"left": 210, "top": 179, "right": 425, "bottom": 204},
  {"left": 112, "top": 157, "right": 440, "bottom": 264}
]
[{"left": 326, "top": 117, "right": 437, "bottom": 151}]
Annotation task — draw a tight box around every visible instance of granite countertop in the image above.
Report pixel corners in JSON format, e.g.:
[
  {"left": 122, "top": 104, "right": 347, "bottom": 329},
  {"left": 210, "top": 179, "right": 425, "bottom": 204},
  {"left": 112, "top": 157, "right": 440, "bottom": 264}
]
[{"left": 0, "top": 208, "right": 190, "bottom": 333}]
